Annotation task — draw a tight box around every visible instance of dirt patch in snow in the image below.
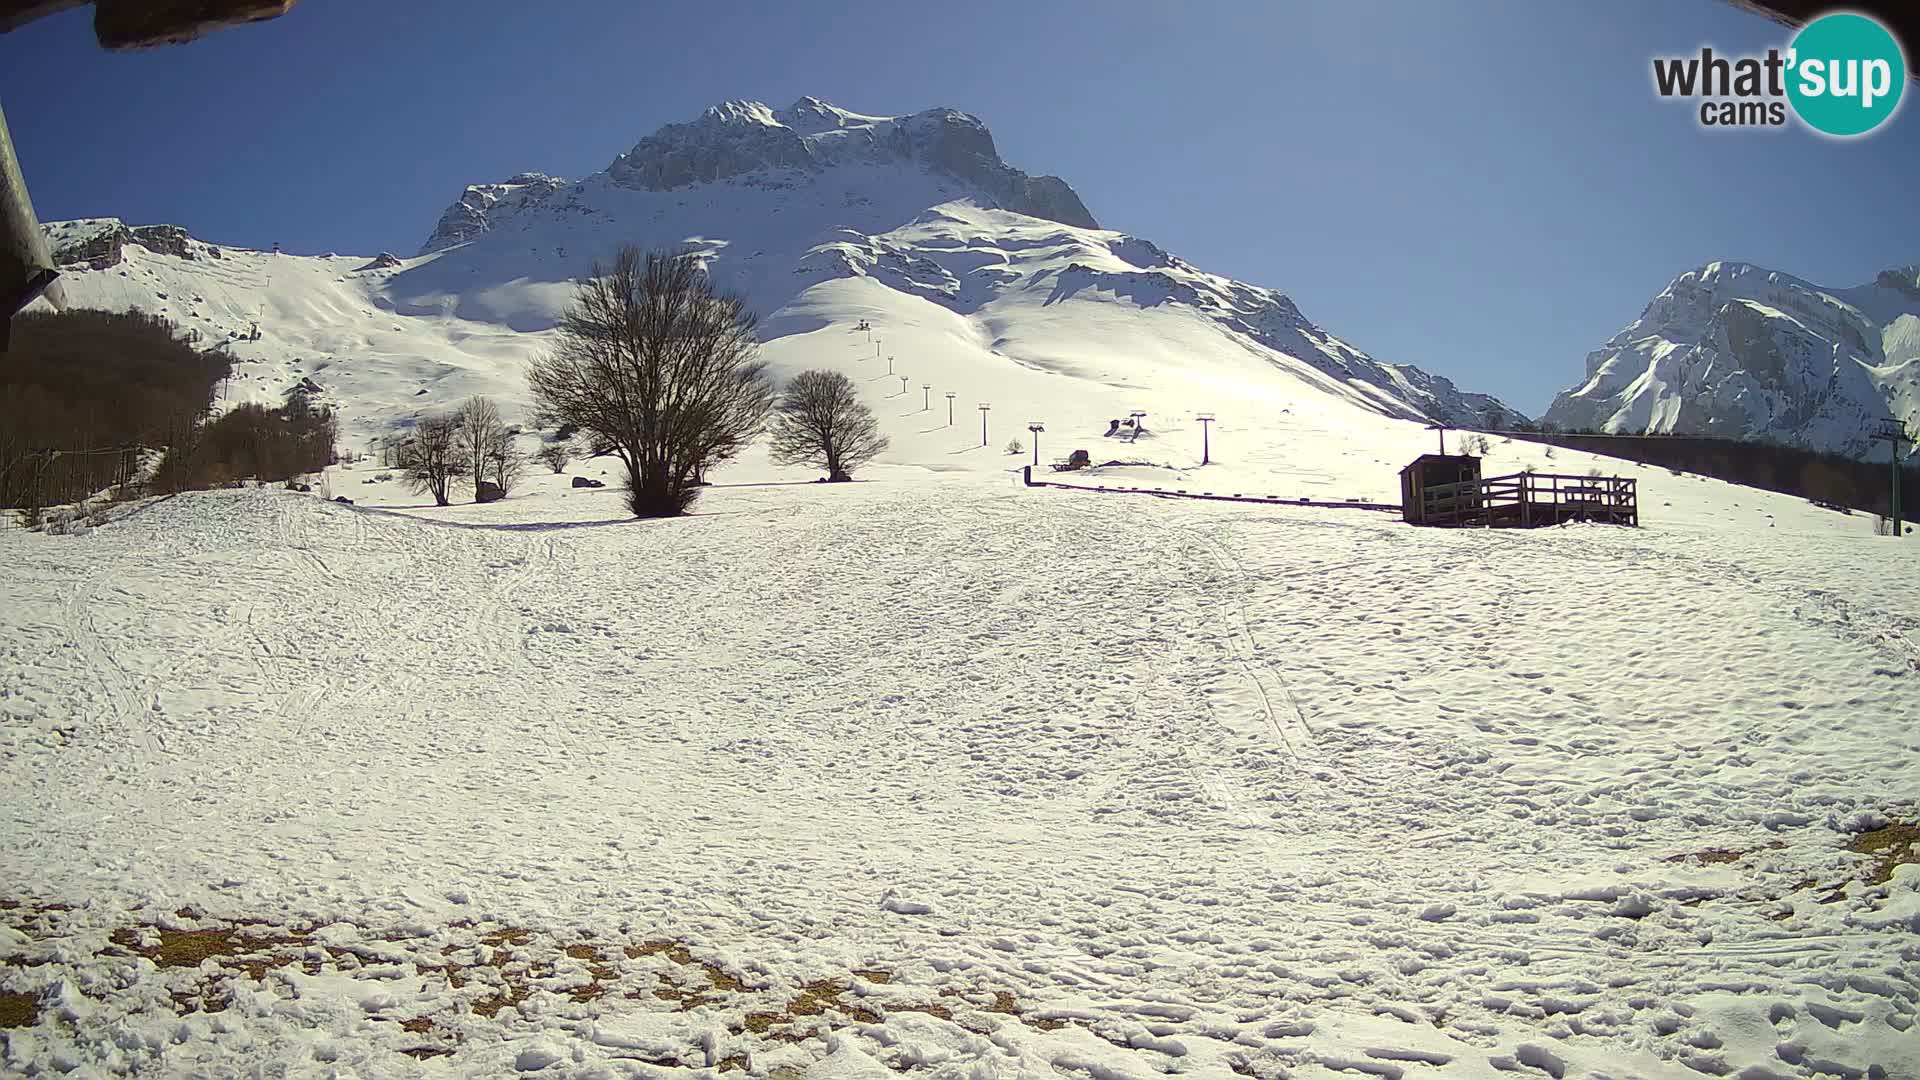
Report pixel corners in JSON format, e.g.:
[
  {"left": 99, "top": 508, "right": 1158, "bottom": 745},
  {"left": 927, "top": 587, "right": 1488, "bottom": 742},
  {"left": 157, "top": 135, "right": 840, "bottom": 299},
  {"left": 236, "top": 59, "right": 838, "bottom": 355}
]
[
  {"left": 1849, "top": 820, "right": 1919, "bottom": 885},
  {"left": 0, "top": 906, "right": 1080, "bottom": 1068},
  {"left": 0, "top": 990, "right": 38, "bottom": 1028},
  {"left": 1663, "top": 839, "right": 1785, "bottom": 866}
]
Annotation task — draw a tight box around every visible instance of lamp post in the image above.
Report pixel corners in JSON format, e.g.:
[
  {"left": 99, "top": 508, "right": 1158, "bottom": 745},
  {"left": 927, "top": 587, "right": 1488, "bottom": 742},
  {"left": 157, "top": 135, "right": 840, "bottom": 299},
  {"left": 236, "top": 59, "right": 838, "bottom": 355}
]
[
  {"left": 979, "top": 402, "right": 991, "bottom": 447},
  {"left": 945, "top": 392, "right": 956, "bottom": 426},
  {"left": 922, "top": 383, "right": 931, "bottom": 411},
  {"left": 1197, "top": 413, "right": 1215, "bottom": 466},
  {"left": 887, "top": 354, "right": 894, "bottom": 375},
  {"left": 899, "top": 375, "right": 909, "bottom": 395},
  {"left": 1028, "top": 422, "right": 1044, "bottom": 467}
]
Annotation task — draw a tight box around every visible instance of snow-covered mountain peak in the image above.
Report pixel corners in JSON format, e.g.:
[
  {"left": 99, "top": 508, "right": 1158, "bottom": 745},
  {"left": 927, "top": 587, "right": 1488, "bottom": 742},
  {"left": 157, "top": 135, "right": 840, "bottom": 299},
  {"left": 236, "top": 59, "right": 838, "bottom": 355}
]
[
  {"left": 775, "top": 95, "right": 890, "bottom": 135},
  {"left": 1547, "top": 258, "right": 1920, "bottom": 457},
  {"left": 412, "top": 96, "right": 1101, "bottom": 256}
]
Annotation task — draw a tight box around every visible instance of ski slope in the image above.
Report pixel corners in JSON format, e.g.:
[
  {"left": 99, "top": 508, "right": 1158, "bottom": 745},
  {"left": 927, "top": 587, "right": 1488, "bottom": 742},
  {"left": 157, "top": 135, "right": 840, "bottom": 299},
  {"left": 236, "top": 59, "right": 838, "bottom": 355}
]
[
  {"left": 7, "top": 97, "right": 1918, "bottom": 1079},
  {"left": 1, "top": 472, "right": 1917, "bottom": 1079}
]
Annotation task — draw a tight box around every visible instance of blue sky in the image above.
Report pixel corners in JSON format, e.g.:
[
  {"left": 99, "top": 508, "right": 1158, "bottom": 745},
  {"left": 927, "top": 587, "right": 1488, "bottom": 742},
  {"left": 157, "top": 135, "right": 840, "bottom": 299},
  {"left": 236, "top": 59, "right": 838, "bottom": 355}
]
[{"left": 3, "top": 1, "right": 1916, "bottom": 414}]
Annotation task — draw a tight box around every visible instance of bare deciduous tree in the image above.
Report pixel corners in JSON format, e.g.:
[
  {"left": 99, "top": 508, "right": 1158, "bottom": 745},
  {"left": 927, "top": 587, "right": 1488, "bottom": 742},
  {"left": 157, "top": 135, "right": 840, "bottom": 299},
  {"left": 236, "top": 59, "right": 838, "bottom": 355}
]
[
  {"left": 767, "top": 369, "right": 889, "bottom": 482},
  {"left": 487, "top": 425, "right": 527, "bottom": 496},
  {"left": 534, "top": 441, "right": 573, "bottom": 474},
  {"left": 454, "top": 396, "right": 506, "bottom": 502},
  {"left": 399, "top": 413, "right": 466, "bottom": 506},
  {"left": 528, "top": 246, "right": 774, "bottom": 517}
]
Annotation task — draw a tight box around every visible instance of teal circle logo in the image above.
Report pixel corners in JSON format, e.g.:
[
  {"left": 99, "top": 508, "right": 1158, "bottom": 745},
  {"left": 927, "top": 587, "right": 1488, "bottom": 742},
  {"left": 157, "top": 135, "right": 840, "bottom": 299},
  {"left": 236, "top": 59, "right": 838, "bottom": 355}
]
[{"left": 1787, "top": 12, "right": 1906, "bottom": 136}]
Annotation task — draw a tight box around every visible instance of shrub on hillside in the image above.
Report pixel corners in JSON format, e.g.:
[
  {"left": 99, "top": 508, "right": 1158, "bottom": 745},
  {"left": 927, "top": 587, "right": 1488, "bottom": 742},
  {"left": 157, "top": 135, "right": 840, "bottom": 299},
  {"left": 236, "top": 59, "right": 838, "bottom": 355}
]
[
  {"left": 1, "top": 309, "right": 229, "bottom": 510},
  {"left": 152, "top": 402, "right": 338, "bottom": 493}
]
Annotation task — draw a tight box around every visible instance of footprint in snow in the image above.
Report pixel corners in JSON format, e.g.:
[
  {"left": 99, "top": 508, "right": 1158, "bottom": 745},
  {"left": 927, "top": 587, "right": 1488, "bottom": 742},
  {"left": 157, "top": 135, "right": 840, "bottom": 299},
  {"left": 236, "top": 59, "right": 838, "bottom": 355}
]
[{"left": 880, "top": 889, "right": 933, "bottom": 916}]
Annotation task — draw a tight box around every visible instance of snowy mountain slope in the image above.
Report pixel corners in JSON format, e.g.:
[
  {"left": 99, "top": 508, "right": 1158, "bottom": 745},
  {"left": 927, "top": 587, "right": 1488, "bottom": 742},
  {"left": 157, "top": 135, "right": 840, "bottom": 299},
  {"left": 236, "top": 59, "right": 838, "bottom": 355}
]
[
  {"left": 1545, "top": 260, "right": 1920, "bottom": 459},
  {"left": 39, "top": 97, "right": 1523, "bottom": 469},
  {"left": 39, "top": 218, "right": 538, "bottom": 436}
]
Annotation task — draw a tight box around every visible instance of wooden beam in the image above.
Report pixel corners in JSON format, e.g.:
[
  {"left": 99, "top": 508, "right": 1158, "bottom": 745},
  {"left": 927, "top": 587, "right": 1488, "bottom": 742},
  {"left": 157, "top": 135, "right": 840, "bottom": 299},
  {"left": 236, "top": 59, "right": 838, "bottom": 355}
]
[
  {"left": 0, "top": 1, "right": 83, "bottom": 35},
  {"left": 0, "top": 0, "right": 296, "bottom": 48},
  {"left": 94, "top": 0, "right": 297, "bottom": 49}
]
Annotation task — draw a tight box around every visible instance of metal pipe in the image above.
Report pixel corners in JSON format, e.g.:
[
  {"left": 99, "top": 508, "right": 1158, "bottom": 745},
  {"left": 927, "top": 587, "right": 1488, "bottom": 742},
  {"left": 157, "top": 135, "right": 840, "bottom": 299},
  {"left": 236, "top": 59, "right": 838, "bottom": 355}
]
[{"left": 0, "top": 98, "right": 63, "bottom": 351}]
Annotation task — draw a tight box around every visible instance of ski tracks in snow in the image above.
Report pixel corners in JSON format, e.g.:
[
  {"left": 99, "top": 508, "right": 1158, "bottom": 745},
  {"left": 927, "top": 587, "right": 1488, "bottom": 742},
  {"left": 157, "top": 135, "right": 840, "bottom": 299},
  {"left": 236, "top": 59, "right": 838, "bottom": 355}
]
[
  {"left": 59, "top": 582, "right": 164, "bottom": 757},
  {"left": 4, "top": 486, "right": 1919, "bottom": 1080}
]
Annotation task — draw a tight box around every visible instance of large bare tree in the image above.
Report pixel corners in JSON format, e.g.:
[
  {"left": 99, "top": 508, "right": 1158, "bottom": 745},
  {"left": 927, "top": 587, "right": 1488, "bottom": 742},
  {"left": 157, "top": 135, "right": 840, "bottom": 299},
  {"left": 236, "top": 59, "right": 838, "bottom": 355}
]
[
  {"left": 454, "top": 395, "right": 523, "bottom": 501},
  {"left": 399, "top": 412, "right": 466, "bottom": 507},
  {"left": 767, "top": 369, "right": 890, "bottom": 482},
  {"left": 528, "top": 246, "right": 774, "bottom": 517}
]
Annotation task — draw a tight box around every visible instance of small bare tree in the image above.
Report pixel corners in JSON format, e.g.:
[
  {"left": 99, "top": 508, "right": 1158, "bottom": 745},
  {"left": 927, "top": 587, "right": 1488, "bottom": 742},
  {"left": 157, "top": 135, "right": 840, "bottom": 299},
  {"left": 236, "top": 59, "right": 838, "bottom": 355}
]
[
  {"left": 534, "top": 441, "right": 573, "bottom": 474},
  {"left": 767, "top": 369, "right": 889, "bottom": 482},
  {"left": 454, "top": 396, "right": 507, "bottom": 502},
  {"left": 487, "top": 426, "right": 527, "bottom": 496},
  {"left": 399, "top": 413, "right": 466, "bottom": 506},
  {"left": 529, "top": 246, "right": 774, "bottom": 516}
]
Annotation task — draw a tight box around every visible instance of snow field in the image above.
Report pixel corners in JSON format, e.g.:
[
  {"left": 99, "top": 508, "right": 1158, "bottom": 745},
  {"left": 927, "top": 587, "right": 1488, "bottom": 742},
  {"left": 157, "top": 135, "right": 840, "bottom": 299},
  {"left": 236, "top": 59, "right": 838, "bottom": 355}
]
[{"left": 2, "top": 473, "right": 1917, "bottom": 1079}]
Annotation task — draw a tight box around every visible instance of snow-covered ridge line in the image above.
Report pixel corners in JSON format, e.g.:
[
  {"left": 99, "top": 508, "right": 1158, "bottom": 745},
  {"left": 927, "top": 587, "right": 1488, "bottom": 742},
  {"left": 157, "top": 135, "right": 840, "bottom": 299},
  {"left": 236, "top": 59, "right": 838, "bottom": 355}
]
[{"left": 419, "top": 97, "right": 1097, "bottom": 256}]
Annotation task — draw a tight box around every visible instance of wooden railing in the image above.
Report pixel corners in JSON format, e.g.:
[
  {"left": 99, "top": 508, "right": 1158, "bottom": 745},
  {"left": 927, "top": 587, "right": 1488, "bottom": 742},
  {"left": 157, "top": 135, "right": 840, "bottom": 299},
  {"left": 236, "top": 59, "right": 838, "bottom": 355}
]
[{"left": 1419, "top": 472, "right": 1636, "bottom": 527}]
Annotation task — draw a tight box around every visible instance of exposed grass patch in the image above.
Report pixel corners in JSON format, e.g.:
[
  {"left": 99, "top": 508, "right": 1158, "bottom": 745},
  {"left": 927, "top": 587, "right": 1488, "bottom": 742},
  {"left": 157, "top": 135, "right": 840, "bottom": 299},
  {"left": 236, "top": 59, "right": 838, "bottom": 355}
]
[
  {"left": 12, "top": 910, "right": 1070, "bottom": 1058},
  {"left": 1667, "top": 849, "right": 1743, "bottom": 865},
  {"left": 0, "top": 990, "right": 38, "bottom": 1028},
  {"left": 109, "top": 925, "right": 311, "bottom": 970},
  {"left": 1665, "top": 840, "right": 1784, "bottom": 866},
  {"left": 470, "top": 982, "right": 530, "bottom": 1019},
  {"left": 889, "top": 1001, "right": 953, "bottom": 1020},
  {"left": 479, "top": 927, "right": 533, "bottom": 949},
  {"left": 1849, "top": 821, "right": 1919, "bottom": 886}
]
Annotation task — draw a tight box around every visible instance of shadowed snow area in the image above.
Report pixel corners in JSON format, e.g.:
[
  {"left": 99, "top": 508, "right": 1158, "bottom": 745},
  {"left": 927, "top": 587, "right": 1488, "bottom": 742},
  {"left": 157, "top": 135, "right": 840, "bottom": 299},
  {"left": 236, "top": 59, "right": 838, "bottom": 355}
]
[{"left": 3, "top": 473, "right": 1918, "bottom": 1079}]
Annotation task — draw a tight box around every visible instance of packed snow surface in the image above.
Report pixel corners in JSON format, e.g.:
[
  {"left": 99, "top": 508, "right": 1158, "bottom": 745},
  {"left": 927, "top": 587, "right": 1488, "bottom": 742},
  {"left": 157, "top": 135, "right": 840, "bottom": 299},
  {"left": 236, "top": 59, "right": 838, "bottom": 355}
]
[
  {"left": 2, "top": 464, "right": 1917, "bottom": 1079},
  {"left": 7, "top": 96, "right": 1919, "bottom": 1080}
]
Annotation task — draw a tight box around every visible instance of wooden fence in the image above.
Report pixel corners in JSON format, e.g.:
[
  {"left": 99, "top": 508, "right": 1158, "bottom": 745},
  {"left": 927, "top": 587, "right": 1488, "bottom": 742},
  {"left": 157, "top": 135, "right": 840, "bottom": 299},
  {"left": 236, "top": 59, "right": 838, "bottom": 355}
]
[{"left": 1418, "top": 471, "right": 1637, "bottom": 528}]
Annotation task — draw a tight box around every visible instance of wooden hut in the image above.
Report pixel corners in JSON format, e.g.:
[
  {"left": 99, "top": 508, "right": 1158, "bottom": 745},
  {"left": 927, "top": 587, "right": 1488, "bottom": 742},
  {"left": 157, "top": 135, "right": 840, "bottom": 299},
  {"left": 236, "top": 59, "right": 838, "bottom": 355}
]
[{"left": 1400, "top": 454, "right": 1483, "bottom": 525}]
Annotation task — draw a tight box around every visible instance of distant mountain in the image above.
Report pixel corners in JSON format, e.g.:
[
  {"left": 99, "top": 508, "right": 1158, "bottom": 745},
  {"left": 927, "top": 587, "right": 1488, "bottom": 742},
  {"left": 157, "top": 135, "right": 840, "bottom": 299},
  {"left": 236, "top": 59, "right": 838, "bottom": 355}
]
[
  {"left": 1545, "top": 261, "right": 1920, "bottom": 460},
  {"left": 402, "top": 97, "right": 1521, "bottom": 429},
  {"left": 40, "top": 97, "right": 1525, "bottom": 451},
  {"left": 418, "top": 99, "right": 1097, "bottom": 256}
]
